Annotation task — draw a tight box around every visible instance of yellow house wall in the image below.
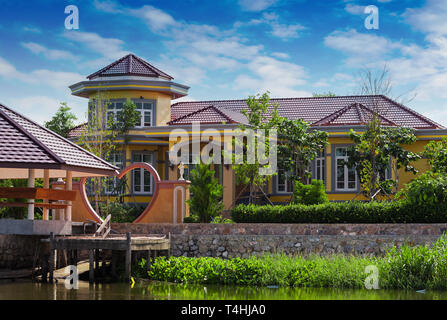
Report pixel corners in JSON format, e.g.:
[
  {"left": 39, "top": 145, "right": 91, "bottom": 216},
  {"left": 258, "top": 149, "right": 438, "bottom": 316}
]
[{"left": 88, "top": 90, "right": 172, "bottom": 126}]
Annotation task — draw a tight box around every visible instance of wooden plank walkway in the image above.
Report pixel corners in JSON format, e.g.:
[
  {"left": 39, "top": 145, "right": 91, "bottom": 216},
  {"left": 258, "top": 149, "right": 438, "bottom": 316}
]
[{"left": 40, "top": 232, "right": 170, "bottom": 283}]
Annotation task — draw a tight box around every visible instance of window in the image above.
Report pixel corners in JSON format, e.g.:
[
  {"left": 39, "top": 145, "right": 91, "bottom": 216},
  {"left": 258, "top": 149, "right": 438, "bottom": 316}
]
[
  {"left": 132, "top": 152, "right": 154, "bottom": 194},
  {"left": 276, "top": 168, "right": 294, "bottom": 194},
  {"left": 335, "top": 147, "right": 357, "bottom": 191},
  {"left": 104, "top": 152, "right": 124, "bottom": 195},
  {"left": 134, "top": 101, "right": 154, "bottom": 127},
  {"left": 106, "top": 101, "right": 124, "bottom": 126},
  {"left": 315, "top": 150, "right": 325, "bottom": 184}
]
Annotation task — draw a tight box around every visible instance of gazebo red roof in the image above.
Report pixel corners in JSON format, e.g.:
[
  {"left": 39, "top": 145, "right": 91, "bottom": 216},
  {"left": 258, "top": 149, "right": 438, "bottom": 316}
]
[{"left": 0, "top": 104, "right": 118, "bottom": 178}]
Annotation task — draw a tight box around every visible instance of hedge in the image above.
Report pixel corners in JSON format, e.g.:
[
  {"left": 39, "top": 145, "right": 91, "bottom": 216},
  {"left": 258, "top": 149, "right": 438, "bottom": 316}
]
[{"left": 231, "top": 201, "right": 447, "bottom": 224}]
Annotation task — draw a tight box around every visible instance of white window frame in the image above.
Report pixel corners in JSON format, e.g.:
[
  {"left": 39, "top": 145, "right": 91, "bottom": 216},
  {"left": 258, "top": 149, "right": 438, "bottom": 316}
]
[
  {"left": 104, "top": 152, "right": 124, "bottom": 195},
  {"left": 315, "top": 150, "right": 325, "bottom": 184},
  {"left": 106, "top": 100, "right": 124, "bottom": 127},
  {"left": 335, "top": 147, "right": 357, "bottom": 191},
  {"left": 132, "top": 152, "right": 154, "bottom": 195},
  {"left": 276, "top": 168, "right": 293, "bottom": 194},
  {"left": 134, "top": 100, "right": 154, "bottom": 128}
]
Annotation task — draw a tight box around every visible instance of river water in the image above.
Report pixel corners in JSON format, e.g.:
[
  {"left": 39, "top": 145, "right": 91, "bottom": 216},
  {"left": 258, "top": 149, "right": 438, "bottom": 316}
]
[{"left": 1, "top": 280, "right": 447, "bottom": 300}]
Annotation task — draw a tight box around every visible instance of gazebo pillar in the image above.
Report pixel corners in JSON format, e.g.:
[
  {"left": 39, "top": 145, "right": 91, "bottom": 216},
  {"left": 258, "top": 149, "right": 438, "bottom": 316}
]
[
  {"left": 66, "top": 170, "right": 73, "bottom": 221},
  {"left": 27, "top": 168, "right": 35, "bottom": 220},
  {"left": 43, "top": 169, "right": 50, "bottom": 220}
]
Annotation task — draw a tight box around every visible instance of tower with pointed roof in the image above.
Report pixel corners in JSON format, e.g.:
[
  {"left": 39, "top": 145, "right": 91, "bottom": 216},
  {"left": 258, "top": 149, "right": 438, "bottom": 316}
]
[{"left": 70, "top": 53, "right": 189, "bottom": 127}]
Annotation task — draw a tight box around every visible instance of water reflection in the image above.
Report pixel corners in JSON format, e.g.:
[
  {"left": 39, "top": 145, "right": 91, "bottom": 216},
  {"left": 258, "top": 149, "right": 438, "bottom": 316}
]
[{"left": 0, "top": 280, "right": 447, "bottom": 300}]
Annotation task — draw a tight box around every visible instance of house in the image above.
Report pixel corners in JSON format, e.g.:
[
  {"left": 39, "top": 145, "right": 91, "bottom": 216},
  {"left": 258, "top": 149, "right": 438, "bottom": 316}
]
[{"left": 68, "top": 54, "right": 447, "bottom": 209}]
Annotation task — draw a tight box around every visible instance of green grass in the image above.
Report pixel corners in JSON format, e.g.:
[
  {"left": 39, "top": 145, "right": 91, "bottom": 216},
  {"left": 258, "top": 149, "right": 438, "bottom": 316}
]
[{"left": 134, "top": 234, "right": 447, "bottom": 290}]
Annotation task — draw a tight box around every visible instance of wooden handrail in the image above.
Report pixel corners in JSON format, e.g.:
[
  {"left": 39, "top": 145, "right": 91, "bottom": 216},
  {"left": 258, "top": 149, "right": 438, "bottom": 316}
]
[
  {"left": 94, "top": 214, "right": 111, "bottom": 238},
  {"left": 0, "top": 202, "right": 69, "bottom": 209},
  {"left": 0, "top": 187, "right": 77, "bottom": 201}
]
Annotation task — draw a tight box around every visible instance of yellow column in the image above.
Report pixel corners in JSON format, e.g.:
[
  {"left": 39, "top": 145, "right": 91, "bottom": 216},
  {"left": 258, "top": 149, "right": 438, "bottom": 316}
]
[
  {"left": 223, "top": 164, "right": 235, "bottom": 211},
  {"left": 326, "top": 144, "right": 331, "bottom": 192}
]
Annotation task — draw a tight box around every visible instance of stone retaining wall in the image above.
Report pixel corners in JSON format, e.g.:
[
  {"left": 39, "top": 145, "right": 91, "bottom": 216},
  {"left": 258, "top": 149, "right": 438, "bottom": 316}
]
[
  {"left": 111, "top": 223, "right": 447, "bottom": 258},
  {"left": 0, "top": 235, "right": 48, "bottom": 269}
]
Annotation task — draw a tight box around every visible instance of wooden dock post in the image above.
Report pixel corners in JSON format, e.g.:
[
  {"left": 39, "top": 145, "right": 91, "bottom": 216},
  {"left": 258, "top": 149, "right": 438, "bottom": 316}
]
[
  {"left": 48, "top": 232, "right": 55, "bottom": 283},
  {"left": 89, "top": 249, "right": 94, "bottom": 283},
  {"left": 94, "top": 249, "right": 99, "bottom": 272},
  {"left": 125, "top": 232, "right": 131, "bottom": 282},
  {"left": 111, "top": 251, "right": 117, "bottom": 278}
]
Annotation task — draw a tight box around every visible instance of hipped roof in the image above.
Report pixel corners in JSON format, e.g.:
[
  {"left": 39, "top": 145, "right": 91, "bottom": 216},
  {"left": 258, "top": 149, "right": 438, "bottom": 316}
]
[{"left": 0, "top": 104, "right": 119, "bottom": 179}]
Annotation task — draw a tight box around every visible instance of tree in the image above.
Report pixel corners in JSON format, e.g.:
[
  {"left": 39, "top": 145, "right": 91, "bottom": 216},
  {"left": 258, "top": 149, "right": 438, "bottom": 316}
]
[
  {"left": 347, "top": 124, "right": 420, "bottom": 199},
  {"left": 422, "top": 138, "right": 447, "bottom": 174},
  {"left": 346, "top": 65, "right": 420, "bottom": 200},
  {"left": 111, "top": 99, "right": 141, "bottom": 143},
  {"left": 232, "top": 92, "right": 278, "bottom": 205},
  {"left": 312, "top": 92, "right": 336, "bottom": 97},
  {"left": 276, "top": 117, "right": 328, "bottom": 201},
  {"left": 44, "top": 102, "right": 77, "bottom": 138},
  {"left": 78, "top": 89, "right": 118, "bottom": 213},
  {"left": 186, "top": 162, "right": 224, "bottom": 222}
]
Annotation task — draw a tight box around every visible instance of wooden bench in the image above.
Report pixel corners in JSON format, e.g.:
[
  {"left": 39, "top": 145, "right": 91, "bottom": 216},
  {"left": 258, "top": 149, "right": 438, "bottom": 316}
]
[{"left": 0, "top": 187, "right": 77, "bottom": 210}]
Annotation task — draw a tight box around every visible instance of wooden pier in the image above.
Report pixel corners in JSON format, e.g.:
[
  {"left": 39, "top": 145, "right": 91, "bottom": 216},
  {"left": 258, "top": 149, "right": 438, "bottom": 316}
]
[{"left": 40, "top": 232, "right": 170, "bottom": 283}]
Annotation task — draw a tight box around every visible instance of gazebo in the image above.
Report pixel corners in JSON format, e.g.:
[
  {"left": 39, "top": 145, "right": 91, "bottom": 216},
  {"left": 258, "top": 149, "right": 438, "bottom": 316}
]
[{"left": 0, "top": 103, "right": 119, "bottom": 235}]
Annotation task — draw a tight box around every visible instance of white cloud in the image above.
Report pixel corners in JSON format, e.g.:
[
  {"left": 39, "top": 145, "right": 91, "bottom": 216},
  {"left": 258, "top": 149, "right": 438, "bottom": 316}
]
[
  {"left": 22, "top": 42, "right": 77, "bottom": 61},
  {"left": 324, "top": 29, "right": 402, "bottom": 65},
  {"left": 63, "top": 31, "right": 128, "bottom": 60},
  {"left": 234, "top": 56, "right": 310, "bottom": 97},
  {"left": 238, "top": 0, "right": 278, "bottom": 12},
  {"left": 129, "top": 5, "right": 179, "bottom": 32},
  {"left": 7, "top": 96, "right": 64, "bottom": 124},
  {"left": 93, "top": 0, "right": 123, "bottom": 13},
  {"left": 345, "top": 4, "right": 365, "bottom": 15},
  {"left": 271, "top": 52, "right": 290, "bottom": 59},
  {"left": 403, "top": 0, "right": 447, "bottom": 35},
  {"left": 0, "top": 56, "right": 83, "bottom": 89},
  {"left": 22, "top": 26, "right": 41, "bottom": 33},
  {"left": 239, "top": 12, "right": 305, "bottom": 40}
]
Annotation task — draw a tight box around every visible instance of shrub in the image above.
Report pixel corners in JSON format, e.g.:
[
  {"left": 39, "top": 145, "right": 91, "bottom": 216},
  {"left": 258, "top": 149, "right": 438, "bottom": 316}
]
[
  {"left": 231, "top": 200, "right": 447, "bottom": 224},
  {"left": 397, "top": 172, "right": 447, "bottom": 207},
  {"left": 186, "top": 163, "right": 224, "bottom": 223},
  {"left": 99, "top": 202, "right": 145, "bottom": 223},
  {"left": 423, "top": 138, "right": 447, "bottom": 174},
  {"left": 293, "top": 179, "right": 328, "bottom": 205},
  {"left": 136, "top": 235, "right": 447, "bottom": 290}
]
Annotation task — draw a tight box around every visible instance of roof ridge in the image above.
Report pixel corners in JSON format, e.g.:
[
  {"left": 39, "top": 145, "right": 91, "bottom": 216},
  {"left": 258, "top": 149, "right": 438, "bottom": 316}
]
[
  {"left": 168, "top": 105, "right": 216, "bottom": 124},
  {"left": 171, "top": 95, "right": 397, "bottom": 108},
  {"left": 379, "top": 95, "right": 443, "bottom": 129},
  {"left": 0, "top": 103, "right": 118, "bottom": 170},
  {"left": 131, "top": 54, "right": 173, "bottom": 80}
]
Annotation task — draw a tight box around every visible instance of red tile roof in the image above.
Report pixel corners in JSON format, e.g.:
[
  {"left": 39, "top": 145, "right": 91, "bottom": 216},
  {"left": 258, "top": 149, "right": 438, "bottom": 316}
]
[
  {"left": 167, "top": 105, "right": 249, "bottom": 125},
  {"left": 87, "top": 54, "right": 173, "bottom": 80},
  {"left": 0, "top": 104, "right": 118, "bottom": 174},
  {"left": 171, "top": 95, "right": 443, "bottom": 129},
  {"left": 68, "top": 123, "right": 87, "bottom": 139},
  {"left": 312, "top": 103, "right": 397, "bottom": 126}
]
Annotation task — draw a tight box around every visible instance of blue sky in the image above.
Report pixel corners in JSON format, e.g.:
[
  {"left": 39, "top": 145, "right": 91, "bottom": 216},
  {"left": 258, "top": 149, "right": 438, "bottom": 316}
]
[{"left": 0, "top": 0, "right": 446, "bottom": 126}]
